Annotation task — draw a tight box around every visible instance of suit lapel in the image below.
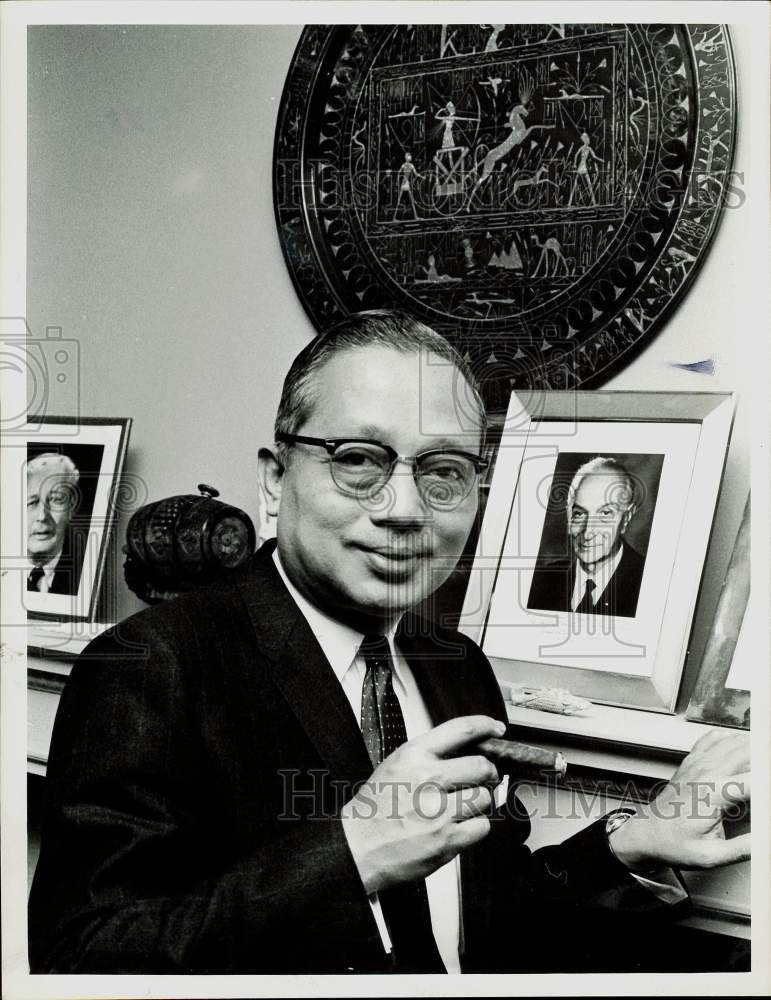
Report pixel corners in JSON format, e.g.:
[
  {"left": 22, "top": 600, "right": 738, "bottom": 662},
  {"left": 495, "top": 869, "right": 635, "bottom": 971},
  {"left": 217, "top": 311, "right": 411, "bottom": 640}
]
[
  {"left": 395, "top": 616, "right": 470, "bottom": 727},
  {"left": 568, "top": 558, "right": 578, "bottom": 611},
  {"left": 236, "top": 542, "right": 373, "bottom": 789},
  {"left": 593, "top": 545, "right": 628, "bottom": 615}
]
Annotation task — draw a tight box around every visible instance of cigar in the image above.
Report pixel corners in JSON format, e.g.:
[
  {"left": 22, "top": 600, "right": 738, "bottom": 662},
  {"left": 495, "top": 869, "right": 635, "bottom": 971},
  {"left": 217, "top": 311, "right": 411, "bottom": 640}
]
[{"left": 476, "top": 737, "right": 567, "bottom": 777}]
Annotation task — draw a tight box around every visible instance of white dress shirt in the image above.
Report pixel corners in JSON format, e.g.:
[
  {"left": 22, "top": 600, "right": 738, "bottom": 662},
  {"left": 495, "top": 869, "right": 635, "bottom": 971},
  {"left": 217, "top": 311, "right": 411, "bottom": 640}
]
[{"left": 571, "top": 544, "right": 624, "bottom": 611}]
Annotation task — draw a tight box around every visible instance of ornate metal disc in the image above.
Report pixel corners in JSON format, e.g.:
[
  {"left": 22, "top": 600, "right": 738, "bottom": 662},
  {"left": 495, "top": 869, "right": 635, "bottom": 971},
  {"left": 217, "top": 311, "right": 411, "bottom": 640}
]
[{"left": 273, "top": 24, "right": 736, "bottom": 406}]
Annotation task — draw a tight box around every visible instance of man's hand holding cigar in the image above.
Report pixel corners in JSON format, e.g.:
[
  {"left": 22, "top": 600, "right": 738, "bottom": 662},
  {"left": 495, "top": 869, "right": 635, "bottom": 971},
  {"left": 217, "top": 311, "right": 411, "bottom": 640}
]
[{"left": 342, "top": 716, "right": 505, "bottom": 894}]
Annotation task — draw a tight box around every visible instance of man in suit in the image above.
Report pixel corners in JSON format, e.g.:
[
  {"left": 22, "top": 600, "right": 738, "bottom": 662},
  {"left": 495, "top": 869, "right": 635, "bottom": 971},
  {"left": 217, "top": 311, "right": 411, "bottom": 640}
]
[
  {"left": 528, "top": 457, "right": 646, "bottom": 618},
  {"left": 29, "top": 312, "right": 750, "bottom": 974},
  {"left": 26, "top": 452, "right": 84, "bottom": 596}
]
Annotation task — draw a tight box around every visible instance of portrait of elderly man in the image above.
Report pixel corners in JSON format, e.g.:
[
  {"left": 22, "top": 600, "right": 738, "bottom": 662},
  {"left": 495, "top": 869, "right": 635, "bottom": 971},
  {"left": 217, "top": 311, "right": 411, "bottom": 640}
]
[
  {"left": 29, "top": 313, "right": 749, "bottom": 975},
  {"left": 527, "top": 455, "right": 647, "bottom": 618},
  {"left": 26, "top": 452, "right": 82, "bottom": 596}
]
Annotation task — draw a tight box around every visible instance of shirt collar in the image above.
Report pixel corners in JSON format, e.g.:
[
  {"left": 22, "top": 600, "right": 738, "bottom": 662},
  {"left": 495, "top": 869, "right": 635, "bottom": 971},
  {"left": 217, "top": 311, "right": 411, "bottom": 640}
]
[
  {"left": 575, "top": 542, "right": 625, "bottom": 600},
  {"left": 27, "top": 551, "right": 61, "bottom": 579},
  {"left": 272, "top": 549, "right": 402, "bottom": 685}
]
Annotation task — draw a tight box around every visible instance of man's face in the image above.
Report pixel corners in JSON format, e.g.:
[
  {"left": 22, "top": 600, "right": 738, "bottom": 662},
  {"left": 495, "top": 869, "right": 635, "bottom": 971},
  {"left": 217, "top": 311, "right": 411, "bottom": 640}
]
[
  {"left": 273, "top": 345, "right": 483, "bottom": 627},
  {"left": 568, "top": 473, "right": 633, "bottom": 573},
  {"left": 27, "top": 471, "right": 76, "bottom": 562}
]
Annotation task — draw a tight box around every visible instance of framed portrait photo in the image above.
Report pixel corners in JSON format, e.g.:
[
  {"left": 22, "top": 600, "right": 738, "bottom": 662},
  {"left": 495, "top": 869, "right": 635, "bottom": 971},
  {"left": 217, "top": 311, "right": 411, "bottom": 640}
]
[
  {"left": 24, "top": 417, "right": 131, "bottom": 621},
  {"left": 460, "top": 391, "right": 734, "bottom": 713}
]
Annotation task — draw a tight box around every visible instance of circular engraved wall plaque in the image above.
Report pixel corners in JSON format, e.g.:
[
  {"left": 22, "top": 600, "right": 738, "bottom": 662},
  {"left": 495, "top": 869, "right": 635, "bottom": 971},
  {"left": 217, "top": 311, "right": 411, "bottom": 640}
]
[{"left": 273, "top": 24, "right": 736, "bottom": 406}]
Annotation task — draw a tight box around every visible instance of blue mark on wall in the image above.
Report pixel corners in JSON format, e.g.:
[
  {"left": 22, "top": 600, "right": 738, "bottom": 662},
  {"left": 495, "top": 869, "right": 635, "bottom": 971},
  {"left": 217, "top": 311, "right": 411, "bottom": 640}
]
[{"left": 669, "top": 359, "right": 715, "bottom": 375}]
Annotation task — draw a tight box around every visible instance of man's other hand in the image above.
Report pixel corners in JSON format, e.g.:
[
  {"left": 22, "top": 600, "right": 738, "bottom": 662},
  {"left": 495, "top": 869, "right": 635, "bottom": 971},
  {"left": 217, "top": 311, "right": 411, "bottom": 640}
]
[
  {"left": 609, "top": 729, "right": 750, "bottom": 872},
  {"left": 341, "top": 715, "right": 505, "bottom": 894}
]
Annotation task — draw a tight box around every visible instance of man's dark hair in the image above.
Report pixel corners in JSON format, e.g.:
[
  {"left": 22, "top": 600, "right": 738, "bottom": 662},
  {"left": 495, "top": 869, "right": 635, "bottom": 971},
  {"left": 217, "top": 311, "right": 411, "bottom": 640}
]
[{"left": 274, "top": 310, "right": 486, "bottom": 463}]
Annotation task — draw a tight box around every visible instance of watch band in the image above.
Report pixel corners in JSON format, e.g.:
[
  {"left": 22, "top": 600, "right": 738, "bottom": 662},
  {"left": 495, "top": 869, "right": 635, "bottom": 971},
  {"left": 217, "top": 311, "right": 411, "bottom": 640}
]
[
  {"left": 605, "top": 808, "right": 637, "bottom": 867},
  {"left": 605, "top": 808, "right": 637, "bottom": 838}
]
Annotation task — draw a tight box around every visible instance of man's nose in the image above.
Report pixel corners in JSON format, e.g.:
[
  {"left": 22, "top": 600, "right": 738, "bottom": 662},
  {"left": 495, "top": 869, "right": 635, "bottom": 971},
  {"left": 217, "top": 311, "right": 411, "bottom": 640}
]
[
  {"left": 31, "top": 502, "right": 52, "bottom": 524},
  {"left": 370, "top": 466, "right": 432, "bottom": 525}
]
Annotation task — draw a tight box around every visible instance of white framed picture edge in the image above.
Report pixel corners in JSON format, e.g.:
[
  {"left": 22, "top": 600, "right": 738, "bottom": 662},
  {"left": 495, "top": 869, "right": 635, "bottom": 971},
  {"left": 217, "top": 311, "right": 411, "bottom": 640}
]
[
  {"left": 459, "top": 391, "right": 735, "bottom": 714},
  {"left": 24, "top": 416, "right": 132, "bottom": 622}
]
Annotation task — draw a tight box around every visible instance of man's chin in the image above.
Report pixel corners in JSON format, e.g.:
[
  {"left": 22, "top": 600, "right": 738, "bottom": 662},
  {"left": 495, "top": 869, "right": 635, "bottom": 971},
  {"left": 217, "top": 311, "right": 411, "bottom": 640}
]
[
  {"left": 576, "top": 551, "right": 612, "bottom": 572},
  {"left": 28, "top": 546, "right": 56, "bottom": 561},
  {"left": 357, "top": 580, "right": 427, "bottom": 617},
  {"left": 336, "top": 573, "right": 433, "bottom": 624}
]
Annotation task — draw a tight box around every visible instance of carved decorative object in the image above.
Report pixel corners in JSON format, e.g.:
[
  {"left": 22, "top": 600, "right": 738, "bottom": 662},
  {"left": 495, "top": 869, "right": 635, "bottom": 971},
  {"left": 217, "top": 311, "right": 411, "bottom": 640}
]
[
  {"left": 123, "top": 484, "right": 257, "bottom": 604},
  {"left": 274, "top": 24, "right": 736, "bottom": 406}
]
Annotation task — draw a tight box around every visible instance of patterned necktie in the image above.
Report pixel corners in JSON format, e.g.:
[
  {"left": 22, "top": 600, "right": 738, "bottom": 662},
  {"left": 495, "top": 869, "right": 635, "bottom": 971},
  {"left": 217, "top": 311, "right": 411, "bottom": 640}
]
[
  {"left": 28, "top": 565, "right": 45, "bottom": 592},
  {"left": 359, "top": 635, "right": 446, "bottom": 973},
  {"left": 575, "top": 578, "right": 596, "bottom": 614}
]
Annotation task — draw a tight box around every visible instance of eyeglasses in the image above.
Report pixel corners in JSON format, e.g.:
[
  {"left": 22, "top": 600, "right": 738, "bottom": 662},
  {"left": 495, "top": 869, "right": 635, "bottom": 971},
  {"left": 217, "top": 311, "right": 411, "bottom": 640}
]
[
  {"left": 27, "top": 485, "right": 77, "bottom": 513},
  {"left": 276, "top": 432, "right": 488, "bottom": 510}
]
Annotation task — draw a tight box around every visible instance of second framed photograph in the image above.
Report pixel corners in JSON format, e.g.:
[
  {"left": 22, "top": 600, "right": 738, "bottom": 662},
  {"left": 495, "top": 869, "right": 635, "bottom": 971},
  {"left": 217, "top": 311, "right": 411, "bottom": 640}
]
[
  {"left": 24, "top": 417, "right": 132, "bottom": 621},
  {"left": 460, "top": 392, "right": 735, "bottom": 713}
]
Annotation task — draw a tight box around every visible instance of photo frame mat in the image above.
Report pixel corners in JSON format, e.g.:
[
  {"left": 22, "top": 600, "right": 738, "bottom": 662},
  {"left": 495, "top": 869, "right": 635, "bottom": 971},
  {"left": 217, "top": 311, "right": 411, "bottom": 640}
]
[{"left": 460, "top": 391, "right": 735, "bottom": 712}]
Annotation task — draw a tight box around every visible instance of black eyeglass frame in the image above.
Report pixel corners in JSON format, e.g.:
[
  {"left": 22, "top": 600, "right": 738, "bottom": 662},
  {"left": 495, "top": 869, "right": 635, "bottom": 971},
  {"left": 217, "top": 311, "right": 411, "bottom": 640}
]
[{"left": 275, "top": 431, "right": 488, "bottom": 500}]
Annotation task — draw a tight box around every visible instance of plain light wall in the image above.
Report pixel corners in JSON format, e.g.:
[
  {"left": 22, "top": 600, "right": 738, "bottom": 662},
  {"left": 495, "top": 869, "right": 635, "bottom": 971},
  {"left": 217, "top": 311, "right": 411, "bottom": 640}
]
[
  {"left": 27, "top": 24, "right": 751, "bottom": 704},
  {"left": 27, "top": 25, "right": 310, "bottom": 622}
]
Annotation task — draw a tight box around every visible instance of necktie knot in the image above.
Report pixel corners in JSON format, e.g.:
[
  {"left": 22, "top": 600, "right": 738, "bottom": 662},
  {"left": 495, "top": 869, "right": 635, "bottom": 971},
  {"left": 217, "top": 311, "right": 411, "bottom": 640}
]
[
  {"left": 28, "top": 565, "right": 45, "bottom": 592},
  {"left": 359, "top": 634, "right": 392, "bottom": 672}
]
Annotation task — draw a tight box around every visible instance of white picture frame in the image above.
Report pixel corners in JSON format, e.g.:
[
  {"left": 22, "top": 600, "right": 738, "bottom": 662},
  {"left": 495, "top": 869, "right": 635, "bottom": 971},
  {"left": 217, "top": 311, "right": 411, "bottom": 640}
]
[
  {"left": 460, "top": 391, "right": 735, "bottom": 713},
  {"left": 23, "top": 417, "right": 131, "bottom": 622}
]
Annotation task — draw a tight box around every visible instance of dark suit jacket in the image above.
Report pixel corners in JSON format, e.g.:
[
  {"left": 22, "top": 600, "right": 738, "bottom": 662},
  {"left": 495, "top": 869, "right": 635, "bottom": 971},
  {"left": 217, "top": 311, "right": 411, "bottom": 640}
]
[
  {"left": 28, "top": 565, "right": 73, "bottom": 595},
  {"left": 29, "top": 540, "right": 680, "bottom": 974},
  {"left": 527, "top": 542, "right": 646, "bottom": 619},
  {"left": 47, "top": 565, "right": 81, "bottom": 595},
  {"left": 39, "top": 529, "right": 86, "bottom": 596}
]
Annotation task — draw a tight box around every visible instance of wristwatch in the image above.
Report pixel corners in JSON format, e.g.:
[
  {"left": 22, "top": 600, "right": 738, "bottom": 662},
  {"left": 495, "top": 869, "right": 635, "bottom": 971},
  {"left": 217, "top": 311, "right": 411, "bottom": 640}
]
[
  {"left": 606, "top": 809, "right": 661, "bottom": 876},
  {"left": 605, "top": 808, "right": 637, "bottom": 864},
  {"left": 605, "top": 808, "right": 636, "bottom": 837}
]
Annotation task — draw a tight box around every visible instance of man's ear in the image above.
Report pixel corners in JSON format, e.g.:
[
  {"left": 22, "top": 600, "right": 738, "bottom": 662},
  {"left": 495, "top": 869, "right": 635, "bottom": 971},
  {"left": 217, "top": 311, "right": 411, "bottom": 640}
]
[
  {"left": 258, "top": 447, "right": 284, "bottom": 517},
  {"left": 620, "top": 504, "right": 637, "bottom": 535}
]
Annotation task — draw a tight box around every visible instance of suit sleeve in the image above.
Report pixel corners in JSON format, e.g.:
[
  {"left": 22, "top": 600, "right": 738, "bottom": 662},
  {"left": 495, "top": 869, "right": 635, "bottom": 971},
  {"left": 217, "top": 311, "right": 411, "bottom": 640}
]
[
  {"left": 28, "top": 620, "right": 385, "bottom": 974},
  {"left": 501, "top": 789, "right": 691, "bottom": 916}
]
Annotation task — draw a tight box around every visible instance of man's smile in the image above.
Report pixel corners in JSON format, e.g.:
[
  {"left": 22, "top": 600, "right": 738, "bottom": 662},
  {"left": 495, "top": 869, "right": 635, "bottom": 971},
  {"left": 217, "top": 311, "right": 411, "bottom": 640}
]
[{"left": 355, "top": 543, "right": 431, "bottom": 570}]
